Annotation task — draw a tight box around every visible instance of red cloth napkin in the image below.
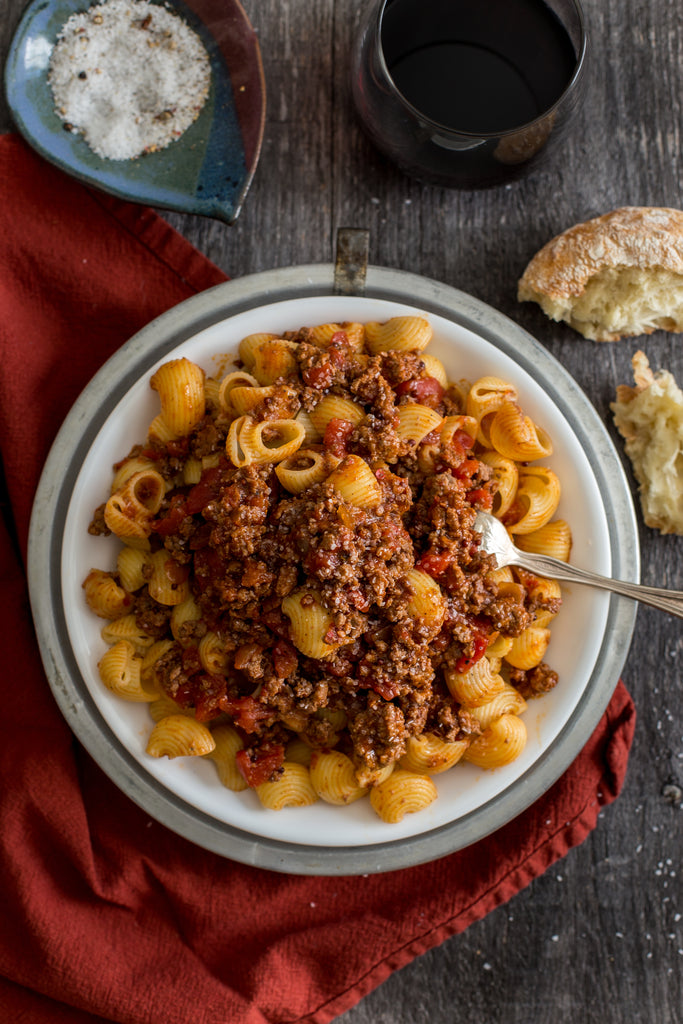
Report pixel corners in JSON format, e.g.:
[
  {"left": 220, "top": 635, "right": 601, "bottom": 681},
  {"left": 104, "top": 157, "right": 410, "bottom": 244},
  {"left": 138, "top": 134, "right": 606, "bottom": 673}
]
[{"left": 0, "top": 134, "right": 636, "bottom": 1024}]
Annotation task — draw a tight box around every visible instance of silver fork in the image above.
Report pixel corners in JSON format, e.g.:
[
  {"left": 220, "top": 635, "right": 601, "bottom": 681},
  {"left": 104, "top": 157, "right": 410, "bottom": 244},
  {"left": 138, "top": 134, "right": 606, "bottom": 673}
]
[{"left": 474, "top": 509, "right": 683, "bottom": 619}]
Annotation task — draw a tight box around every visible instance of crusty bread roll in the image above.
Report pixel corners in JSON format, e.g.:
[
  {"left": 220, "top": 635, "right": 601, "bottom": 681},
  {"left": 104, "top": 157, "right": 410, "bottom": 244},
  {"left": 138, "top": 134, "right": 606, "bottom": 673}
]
[
  {"left": 518, "top": 207, "right": 683, "bottom": 341},
  {"left": 611, "top": 351, "right": 683, "bottom": 534}
]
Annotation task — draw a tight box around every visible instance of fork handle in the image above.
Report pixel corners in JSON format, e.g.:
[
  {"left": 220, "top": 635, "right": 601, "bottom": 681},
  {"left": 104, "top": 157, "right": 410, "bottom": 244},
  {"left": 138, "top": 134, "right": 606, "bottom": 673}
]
[{"left": 515, "top": 550, "right": 683, "bottom": 619}]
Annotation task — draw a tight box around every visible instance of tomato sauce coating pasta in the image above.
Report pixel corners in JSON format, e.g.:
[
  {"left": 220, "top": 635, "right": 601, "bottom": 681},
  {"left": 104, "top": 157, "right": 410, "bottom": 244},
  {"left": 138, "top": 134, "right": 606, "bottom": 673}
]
[{"left": 85, "top": 318, "right": 567, "bottom": 820}]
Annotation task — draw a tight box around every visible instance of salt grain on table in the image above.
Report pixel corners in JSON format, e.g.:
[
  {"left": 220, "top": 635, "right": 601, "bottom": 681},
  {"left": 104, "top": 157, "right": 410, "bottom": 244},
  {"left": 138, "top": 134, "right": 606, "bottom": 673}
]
[{"left": 47, "top": 0, "right": 211, "bottom": 160}]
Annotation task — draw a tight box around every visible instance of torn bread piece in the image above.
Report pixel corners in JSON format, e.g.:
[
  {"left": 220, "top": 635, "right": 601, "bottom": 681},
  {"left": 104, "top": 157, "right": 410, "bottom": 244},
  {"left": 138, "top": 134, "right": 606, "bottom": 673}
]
[
  {"left": 518, "top": 207, "right": 683, "bottom": 341},
  {"left": 611, "top": 351, "right": 683, "bottom": 534}
]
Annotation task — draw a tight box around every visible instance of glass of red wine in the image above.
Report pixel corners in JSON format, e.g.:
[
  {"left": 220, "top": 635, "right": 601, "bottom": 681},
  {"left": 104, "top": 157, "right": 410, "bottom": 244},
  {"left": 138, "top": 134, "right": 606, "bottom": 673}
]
[{"left": 350, "top": 0, "right": 587, "bottom": 189}]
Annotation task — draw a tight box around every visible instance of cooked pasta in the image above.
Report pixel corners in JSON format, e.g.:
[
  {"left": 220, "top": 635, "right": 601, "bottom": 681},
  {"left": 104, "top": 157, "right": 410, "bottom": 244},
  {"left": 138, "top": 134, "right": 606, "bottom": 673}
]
[
  {"left": 327, "top": 454, "right": 382, "bottom": 508},
  {"left": 255, "top": 762, "right": 318, "bottom": 810},
  {"left": 104, "top": 468, "right": 165, "bottom": 546},
  {"left": 204, "top": 723, "right": 248, "bottom": 791},
  {"left": 309, "top": 394, "right": 365, "bottom": 436},
  {"left": 100, "top": 614, "right": 155, "bottom": 653},
  {"left": 281, "top": 589, "right": 339, "bottom": 658},
  {"left": 275, "top": 448, "right": 337, "bottom": 493},
  {"left": 218, "top": 370, "right": 260, "bottom": 413},
  {"left": 226, "top": 414, "right": 305, "bottom": 467},
  {"left": 309, "top": 750, "right": 368, "bottom": 805},
  {"left": 399, "top": 733, "right": 470, "bottom": 774},
  {"left": 463, "top": 713, "right": 527, "bottom": 768},
  {"left": 116, "top": 546, "right": 149, "bottom": 593},
  {"left": 146, "top": 715, "right": 216, "bottom": 758},
  {"left": 489, "top": 401, "right": 553, "bottom": 460},
  {"left": 84, "top": 315, "right": 571, "bottom": 823},
  {"left": 369, "top": 769, "right": 438, "bottom": 822},
  {"left": 252, "top": 339, "right": 299, "bottom": 384},
  {"left": 516, "top": 520, "right": 573, "bottom": 561},
  {"left": 98, "top": 640, "right": 156, "bottom": 702},
  {"left": 364, "top": 315, "right": 432, "bottom": 354},
  {"left": 506, "top": 466, "right": 561, "bottom": 535},
  {"left": 83, "top": 568, "right": 131, "bottom": 619},
  {"left": 150, "top": 358, "right": 205, "bottom": 438}
]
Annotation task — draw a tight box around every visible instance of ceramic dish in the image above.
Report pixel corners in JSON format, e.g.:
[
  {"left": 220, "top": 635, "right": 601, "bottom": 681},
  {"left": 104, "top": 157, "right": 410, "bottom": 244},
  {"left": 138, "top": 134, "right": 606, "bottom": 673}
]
[
  {"left": 28, "top": 265, "right": 639, "bottom": 875},
  {"left": 4, "top": 0, "right": 265, "bottom": 223}
]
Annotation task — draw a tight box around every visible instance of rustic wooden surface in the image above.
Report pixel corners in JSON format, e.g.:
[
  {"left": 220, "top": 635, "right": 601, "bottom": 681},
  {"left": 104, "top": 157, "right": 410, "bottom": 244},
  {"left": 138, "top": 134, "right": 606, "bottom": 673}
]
[{"left": 2, "top": 0, "right": 682, "bottom": 1021}]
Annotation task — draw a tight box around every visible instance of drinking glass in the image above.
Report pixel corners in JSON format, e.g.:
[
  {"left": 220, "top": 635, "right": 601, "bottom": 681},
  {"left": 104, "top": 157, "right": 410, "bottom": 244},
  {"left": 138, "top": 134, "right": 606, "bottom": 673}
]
[{"left": 350, "top": 0, "right": 587, "bottom": 189}]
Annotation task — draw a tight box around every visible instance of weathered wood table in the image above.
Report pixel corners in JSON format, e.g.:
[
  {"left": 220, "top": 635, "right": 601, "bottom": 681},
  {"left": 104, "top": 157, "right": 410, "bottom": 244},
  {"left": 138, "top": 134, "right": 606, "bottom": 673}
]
[{"left": 2, "top": 0, "right": 681, "bottom": 1020}]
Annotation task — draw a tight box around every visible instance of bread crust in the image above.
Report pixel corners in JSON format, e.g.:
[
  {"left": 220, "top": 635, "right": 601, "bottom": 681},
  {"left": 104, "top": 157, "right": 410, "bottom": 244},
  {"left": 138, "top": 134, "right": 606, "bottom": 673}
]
[
  {"left": 518, "top": 207, "right": 683, "bottom": 300},
  {"left": 517, "top": 207, "right": 683, "bottom": 341}
]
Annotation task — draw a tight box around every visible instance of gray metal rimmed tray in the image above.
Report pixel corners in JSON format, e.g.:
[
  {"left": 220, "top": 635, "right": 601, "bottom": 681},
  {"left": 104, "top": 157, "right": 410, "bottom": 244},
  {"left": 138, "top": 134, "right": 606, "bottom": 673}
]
[{"left": 27, "top": 264, "right": 639, "bottom": 875}]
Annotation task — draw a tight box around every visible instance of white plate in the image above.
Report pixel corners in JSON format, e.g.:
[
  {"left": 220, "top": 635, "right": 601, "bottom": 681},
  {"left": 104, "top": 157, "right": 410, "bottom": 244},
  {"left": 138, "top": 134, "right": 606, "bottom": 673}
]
[{"left": 28, "top": 264, "right": 639, "bottom": 874}]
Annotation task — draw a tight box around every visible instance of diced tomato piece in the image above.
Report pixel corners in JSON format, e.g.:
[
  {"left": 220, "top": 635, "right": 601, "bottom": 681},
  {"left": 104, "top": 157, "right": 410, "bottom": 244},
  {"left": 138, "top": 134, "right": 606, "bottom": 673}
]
[
  {"left": 422, "top": 427, "right": 441, "bottom": 446},
  {"left": 323, "top": 417, "right": 355, "bottom": 457},
  {"left": 328, "top": 335, "right": 350, "bottom": 365},
  {"left": 163, "top": 558, "right": 189, "bottom": 585},
  {"left": 466, "top": 487, "right": 494, "bottom": 511},
  {"left": 192, "top": 547, "right": 229, "bottom": 592},
  {"left": 453, "top": 457, "right": 480, "bottom": 483},
  {"left": 181, "top": 646, "right": 202, "bottom": 675},
  {"left": 454, "top": 619, "right": 491, "bottom": 673},
  {"left": 185, "top": 480, "right": 218, "bottom": 514},
  {"left": 302, "top": 362, "right": 334, "bottom": 389},
  {"left": 394, "top": 376, "right": 445, "bottom": 408},
  {"left": 166, "top": 438, "right": 190, "bottom": 458},
  {"left": 415, "top": 548, "right": 453, "bottom": 578},
  {"left": 271, "top": 639, "right": 298, "bottom": 679},
  {"left": 260, "top": 603, "right": 292, "bottom": 639},
  {"left": 219, "top": 694, "right": 274, "bottom": 733},
  {"left": 153, "top": 495, "right": 188, "bottom": 536},
  {"left": 235, "top": 744, "right": 285, "bottom": 787},
  {"left": 184, "top": 464, "right": 233, "bottom": 514},
  {"left": 193, "top": 674, "right": 228, "bottom": 722},
  {"left": 434, "top": 430, "right": 477, "bottom": 475},
  {"left": 454, "top": 634, "right": 489, "bottom": 674},
  {"left": 169, "top": 682, "right": 195, "bottom": 709},
  {"left": 450, "top": 429, "right": 475, "bottom": 456},
  {"left": 368, "top": 677, "right": 402, "bottom": 700}
]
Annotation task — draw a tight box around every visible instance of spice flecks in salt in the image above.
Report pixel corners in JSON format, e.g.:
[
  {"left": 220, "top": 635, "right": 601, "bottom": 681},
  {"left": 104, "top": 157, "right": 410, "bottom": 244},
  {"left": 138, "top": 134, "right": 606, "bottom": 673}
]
[{"left": 48, "top": 0, "right": 211, "bottom": 160}]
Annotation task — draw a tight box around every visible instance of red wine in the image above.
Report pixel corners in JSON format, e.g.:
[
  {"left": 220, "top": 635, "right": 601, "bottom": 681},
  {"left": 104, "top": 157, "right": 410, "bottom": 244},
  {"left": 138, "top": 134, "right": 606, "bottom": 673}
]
[
  {"left": 382, "top": 0, "right": 578, "bottom": 135},
  {"left": 351, "top": 0, "right": 585, "bottom": 187}
]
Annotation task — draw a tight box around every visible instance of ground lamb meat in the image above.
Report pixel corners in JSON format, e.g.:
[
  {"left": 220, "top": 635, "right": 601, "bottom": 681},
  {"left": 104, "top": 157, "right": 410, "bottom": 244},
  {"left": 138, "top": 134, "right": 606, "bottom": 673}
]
[
  {"left": 90, "top": 319, "right": 565, "bottom": 798},
  {"left": 202, "top": 464, "right": 273, "bottom": 560},
  {"left": 350, "top": 357, "right": 400, "bottom": 418},
  {"left": 295, "top": 337, "right": 365, "bottom": 392},
  {"left": 259, "top": 673, "right": 329, "bottom": 730},
  {"left": 133, "top": 589, "right": 171, "bottom": 638},
  {"left": 508, "top": 662, "right": 559, "bottom": 699},
  {"left": 425, "top": 686, "right": 483, "bottom": 742},
  {"left": 484, "top": 587, "right": 532, "bottom": 637},
  {"left": 189, "top": 416, "right": 228, "bottom": 459},
  {"left": 377, "top": 350, "right": 426, "bottom": 386},
  {"left": 245, "top": 384, "right": 301, "bottom": 421},
  {"left": 348, "top": 694, "right": 408, "bottom": 778},
  {"left": 351, "top": 412, "right": 408, "bottom": 464},
  {"left": 275, "top": 478, "right": 415, "bottom": 620},
  {"left": 87, "top": 502, "right": 109, "bottom": 536}
]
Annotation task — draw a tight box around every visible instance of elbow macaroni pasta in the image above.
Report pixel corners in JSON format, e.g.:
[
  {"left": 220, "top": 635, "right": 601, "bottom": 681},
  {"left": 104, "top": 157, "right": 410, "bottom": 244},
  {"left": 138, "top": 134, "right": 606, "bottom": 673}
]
[{"left": 84, "top": 315, "right": 572, "bottom": 824}]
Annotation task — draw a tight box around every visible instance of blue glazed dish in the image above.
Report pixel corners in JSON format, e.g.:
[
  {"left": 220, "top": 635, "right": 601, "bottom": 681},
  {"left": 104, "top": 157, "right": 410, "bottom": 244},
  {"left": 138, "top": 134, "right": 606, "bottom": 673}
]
[{"left": 4, "top": 0, "right": 266, "bottom": 223}]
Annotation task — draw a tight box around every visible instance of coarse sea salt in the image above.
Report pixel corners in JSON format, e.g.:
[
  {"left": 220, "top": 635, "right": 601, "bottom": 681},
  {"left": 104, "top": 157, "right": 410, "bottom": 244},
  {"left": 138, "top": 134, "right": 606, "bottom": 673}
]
[{"left": 47, "top": 0, "right": 211, "bottom": 160}]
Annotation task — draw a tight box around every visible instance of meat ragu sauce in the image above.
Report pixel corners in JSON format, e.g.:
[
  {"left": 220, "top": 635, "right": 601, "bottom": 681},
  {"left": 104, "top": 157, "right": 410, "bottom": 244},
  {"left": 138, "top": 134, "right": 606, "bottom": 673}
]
[{"left": 86, "top": 318, "right": 564, "bottom": 817}]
